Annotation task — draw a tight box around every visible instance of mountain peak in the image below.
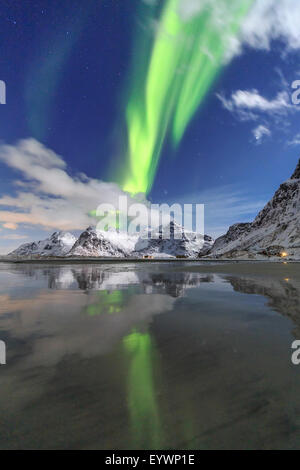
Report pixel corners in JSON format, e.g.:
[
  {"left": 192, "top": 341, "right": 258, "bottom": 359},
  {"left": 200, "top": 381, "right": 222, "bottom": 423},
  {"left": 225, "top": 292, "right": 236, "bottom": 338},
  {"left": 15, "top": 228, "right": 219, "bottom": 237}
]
[
  {"left": 291, "top": 159, "right": 300, "bottom": 180},
  {"left": 210, "top": 159, "right": 300, "bottom": 259},
  {"left": 8, "top": 231, "right": 77, "bottom": 257},
  {"left": 8, "top": 222, "right": 213, "bottom": 259}
]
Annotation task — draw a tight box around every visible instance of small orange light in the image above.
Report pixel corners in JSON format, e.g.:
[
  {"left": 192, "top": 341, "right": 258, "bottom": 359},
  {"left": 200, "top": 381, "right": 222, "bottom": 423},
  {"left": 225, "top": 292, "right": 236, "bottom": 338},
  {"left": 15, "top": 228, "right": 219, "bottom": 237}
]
[{"left": 281, "top": 252, "right": 288, "bottom": 258}]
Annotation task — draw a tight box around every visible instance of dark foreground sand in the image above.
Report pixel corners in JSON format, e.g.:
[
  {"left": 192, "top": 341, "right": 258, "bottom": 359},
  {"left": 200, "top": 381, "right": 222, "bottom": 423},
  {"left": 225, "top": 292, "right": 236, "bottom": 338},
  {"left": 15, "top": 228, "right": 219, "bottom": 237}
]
[{"left": 0, "top": 260, "right": 300, "bottom": 449}]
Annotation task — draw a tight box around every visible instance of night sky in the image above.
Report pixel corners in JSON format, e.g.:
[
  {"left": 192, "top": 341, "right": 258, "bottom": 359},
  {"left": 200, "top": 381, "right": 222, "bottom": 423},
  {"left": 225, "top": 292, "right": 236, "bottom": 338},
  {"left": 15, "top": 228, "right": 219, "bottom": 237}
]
[{"left": 0, "top": 0, "right": 300, "bottom": 253}]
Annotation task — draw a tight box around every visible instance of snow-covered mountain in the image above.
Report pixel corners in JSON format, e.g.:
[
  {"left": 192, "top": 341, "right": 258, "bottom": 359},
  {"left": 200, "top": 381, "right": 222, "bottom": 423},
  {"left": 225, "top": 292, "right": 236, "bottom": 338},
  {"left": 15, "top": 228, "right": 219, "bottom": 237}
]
[
  {"left": 134, "top": 221, "right": 213, "bottom": 258},
  {"left": 68, "top": 222, "right": 212, "bottom": 258},
  {"left": 209, "top": 159, "right": 300, "bottom": 259},
  {"left": 8, "top": 222, "right": 212, "bottom": 259},
  {"left": 8, "top": 232, "right": 77, "bottom": 258},
  {"left": 68, "top": 226, "right": 137, "bottom": 258}
]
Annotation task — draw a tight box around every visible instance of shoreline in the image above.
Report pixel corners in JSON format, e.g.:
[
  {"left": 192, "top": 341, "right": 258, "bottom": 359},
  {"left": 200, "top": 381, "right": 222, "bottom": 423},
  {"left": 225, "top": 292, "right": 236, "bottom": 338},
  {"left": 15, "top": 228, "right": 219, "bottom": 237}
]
[{"left": 1, "top": 257, "right": 300, "bottom": 264}]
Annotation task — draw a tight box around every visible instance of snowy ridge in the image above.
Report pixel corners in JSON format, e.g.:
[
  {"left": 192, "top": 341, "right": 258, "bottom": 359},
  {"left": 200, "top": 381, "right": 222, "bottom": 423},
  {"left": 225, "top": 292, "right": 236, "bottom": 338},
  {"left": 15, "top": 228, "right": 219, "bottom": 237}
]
[
  {"left": 135, "top": 221, "right": 213, "bottom": 258},
  {"left": 68, "top": 226, "right": 138, "bottom": 258},
  {"left": 8, "top": 231, "right": 77, "bottom": 258},
  {"left": 209, "top": 159, "right": 300, "bottom": 259},
  {"left": 9, "top": 157, "right": 300, "bottom": 262},
  {"left": 8, "top": 222, "right": 213, "bottom": 259}
]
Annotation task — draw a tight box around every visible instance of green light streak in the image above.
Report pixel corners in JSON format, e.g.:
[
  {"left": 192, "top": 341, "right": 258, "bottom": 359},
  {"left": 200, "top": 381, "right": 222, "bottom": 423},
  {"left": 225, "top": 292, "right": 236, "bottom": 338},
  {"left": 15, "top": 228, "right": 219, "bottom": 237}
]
[
  {"left": 121, "top": 0, "right": 253, "bottom": 195},
  {"left": 85, "top": 290, "right": 124, "bottom": 315},
  {"left": 123, "top": 331, "right": 163, "bottom": 448}
]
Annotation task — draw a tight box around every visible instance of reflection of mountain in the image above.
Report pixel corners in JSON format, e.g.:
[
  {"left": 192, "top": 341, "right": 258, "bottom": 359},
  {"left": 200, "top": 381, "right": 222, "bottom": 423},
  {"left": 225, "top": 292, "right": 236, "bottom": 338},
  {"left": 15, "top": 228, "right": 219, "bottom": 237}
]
[
  {"left": 227, "top": 275, "right": 300, "bottom": 337},
  {"left": 2, "top": 264, "right": 300, "bottom": 449},
  {"left": 0, "top": 264, "right": 213, "bottom": 449},
  {"left": 141, "top": 272, "right": 214, "bottom": 298},
  {"left": 7, "top": 265, "right": 300, "bottom": 332},
  {"left": 8, "top": 264, "right": 214, "bottom": 297}
]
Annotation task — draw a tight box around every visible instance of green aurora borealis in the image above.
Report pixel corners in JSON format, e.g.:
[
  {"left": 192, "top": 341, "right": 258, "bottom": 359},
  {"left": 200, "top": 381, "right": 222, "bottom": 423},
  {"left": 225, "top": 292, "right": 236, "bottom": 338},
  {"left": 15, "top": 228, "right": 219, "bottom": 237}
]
[{"left": 121, "top": 0, "right": 253, "bottom": 195}]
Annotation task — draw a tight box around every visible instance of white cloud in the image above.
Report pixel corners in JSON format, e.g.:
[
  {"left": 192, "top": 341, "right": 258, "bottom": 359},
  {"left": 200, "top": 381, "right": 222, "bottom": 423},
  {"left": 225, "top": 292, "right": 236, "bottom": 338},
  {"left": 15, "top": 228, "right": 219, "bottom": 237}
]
[
  {"left": 217, "top": 88, "right": 298, "bottom": 142},
  {"left": 178, "top": 0, "right": 300, "bottom": 59},
  {"left": 252, "top": 125, "right": 271, "bottom": 144},
  {"left": 177, "top": 0, "right": 249, "bottom": 61},
  {"left": 216, "top": 83, "right": 300, "bottom": 145},
  {"left": 287, "top": 133, "right": 300, "bottom": 146},
  {"left": 241, "top": 0, "right": 300, "bottom": 52},
  {"left": 0, "top": 139, "right": 147, "bottom": 232},
  {"left": 201, "top": 188, "right": 266, "bottom": 238},
  {"left": 2, "top": 222, "right": 18, "bottom": 230},
  {"left": 0, "top": 287, "right": 174, "bottom": 372},
  {"left": 217, "top": 89, "right": 293, "bottom": 115},
  {"left": 167, "top": 185, "right": 266, "bottom": 239},
  {"left": 0, "top": 234, "right": 28, "bottom": 240}
]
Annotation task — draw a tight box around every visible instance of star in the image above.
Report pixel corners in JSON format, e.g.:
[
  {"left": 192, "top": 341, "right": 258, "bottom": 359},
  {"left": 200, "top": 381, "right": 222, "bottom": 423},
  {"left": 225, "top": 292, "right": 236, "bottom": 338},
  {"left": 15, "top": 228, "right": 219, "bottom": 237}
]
[{"left": 7, "top": 18, "right": 17, "bottom": 25}]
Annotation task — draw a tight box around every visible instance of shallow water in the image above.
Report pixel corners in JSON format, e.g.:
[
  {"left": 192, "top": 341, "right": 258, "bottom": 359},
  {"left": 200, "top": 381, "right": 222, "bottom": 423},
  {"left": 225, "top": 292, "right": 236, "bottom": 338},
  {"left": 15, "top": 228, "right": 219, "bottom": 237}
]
[{"left": 0, "top": 261, "right": 300, "bottom": 449}]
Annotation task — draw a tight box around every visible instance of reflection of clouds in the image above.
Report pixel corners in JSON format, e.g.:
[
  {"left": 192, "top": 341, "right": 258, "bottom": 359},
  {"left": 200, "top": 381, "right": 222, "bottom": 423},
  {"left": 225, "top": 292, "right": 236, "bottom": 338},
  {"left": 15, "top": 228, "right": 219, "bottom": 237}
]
[
  {"left": 0, "top": 265, "right": 215, "bottom": 378},
  {"left": 0, "top": 290, "right": 175, "bottom": 368},
  {"left": 0, "top": 269, "right": 175, "bottom": 422},
  {"left": 2, "top": 264, "right": 300, "bottom": 448}
]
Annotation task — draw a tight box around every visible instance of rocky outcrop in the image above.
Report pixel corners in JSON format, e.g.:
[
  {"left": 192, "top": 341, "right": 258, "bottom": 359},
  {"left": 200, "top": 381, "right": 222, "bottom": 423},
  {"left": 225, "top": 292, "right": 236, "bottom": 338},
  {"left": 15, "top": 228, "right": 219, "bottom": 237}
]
[
  {"left": 8, "top": 232, "right": 77, "bottom": 258},
  {"left": 8, "top": 223, "right": 213, "bottom": 259},
  {"left": 67, "top": 226, "right": 135, "bottom": 257},
  {"left": 210, "top": 159, "right": 300, "bottom": 259},
  {"left": 135, "top": 221, "right": 214, "bottom": 258}
]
